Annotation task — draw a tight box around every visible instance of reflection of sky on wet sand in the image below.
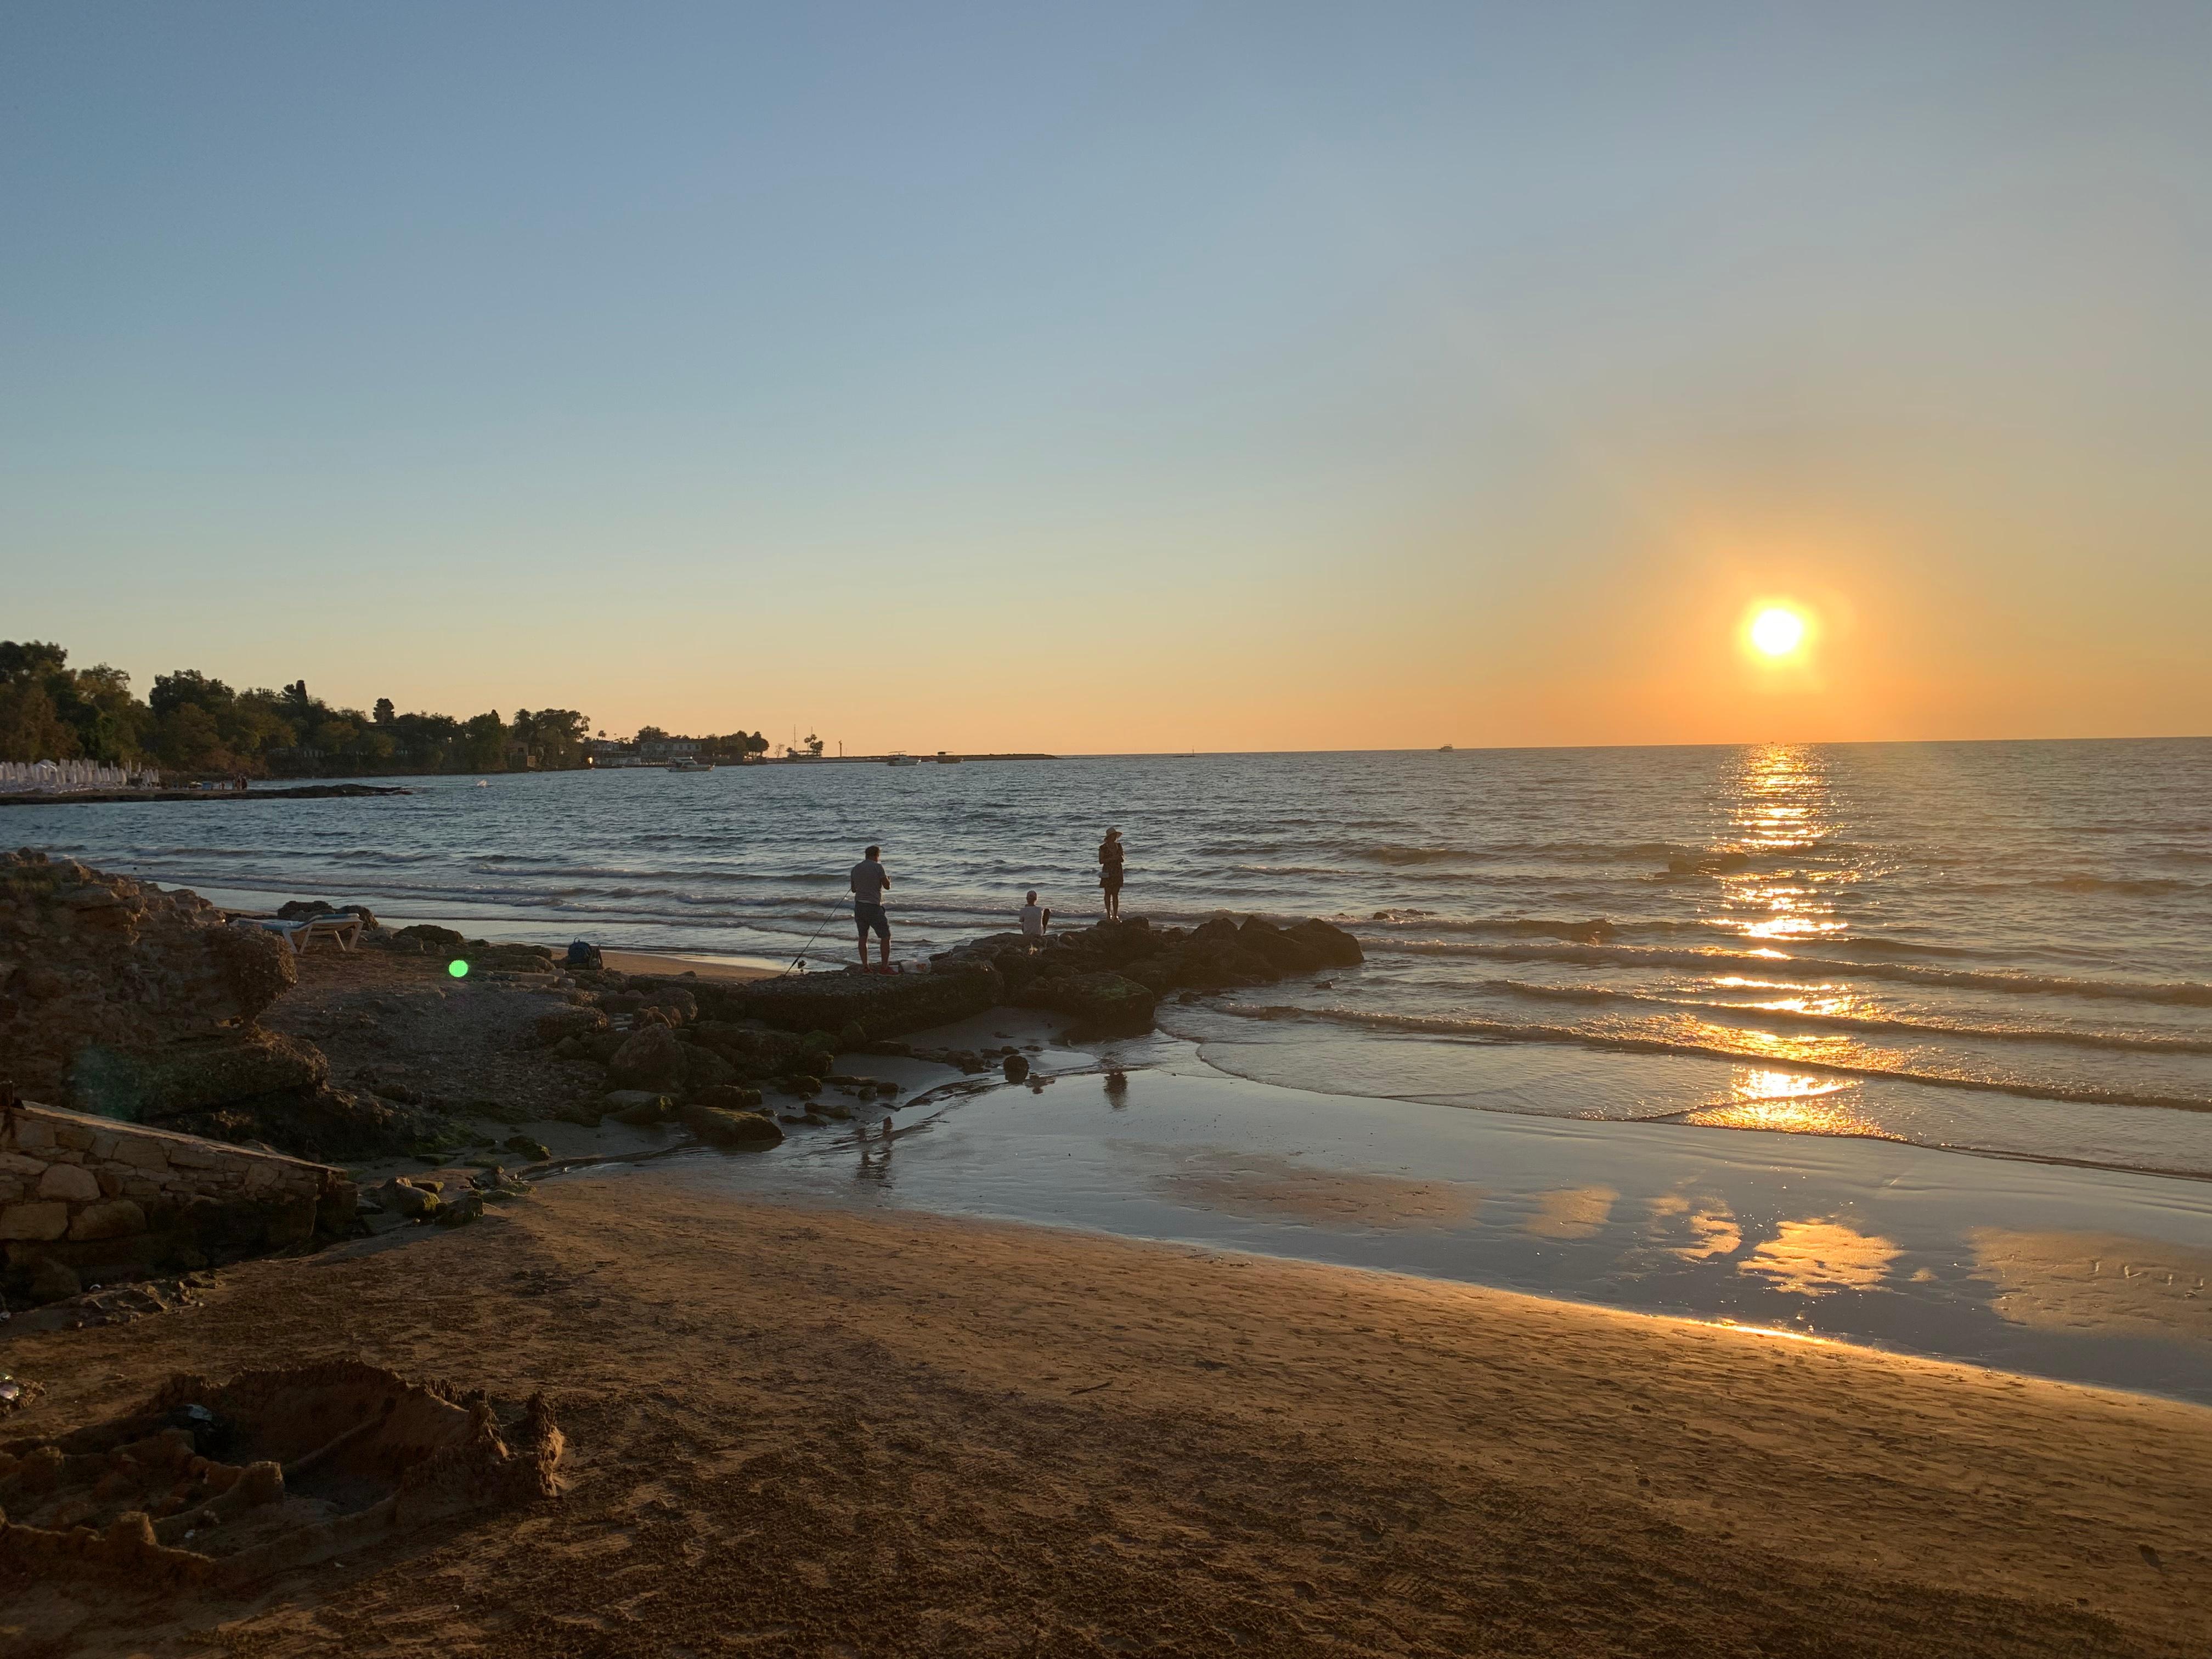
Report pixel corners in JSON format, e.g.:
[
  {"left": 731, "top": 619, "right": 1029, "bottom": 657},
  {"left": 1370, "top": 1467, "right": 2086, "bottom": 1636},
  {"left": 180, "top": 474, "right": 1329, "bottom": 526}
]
[
  {"left": 1155, "top": 1152, "right": 1477, "bottom": 1230},
  {"left": 1741, "top": 1219, "right": 1901, "bottom": 1296},
  {"left": 1970, "top": 1229, "right": 2212, "bottom": 1343},
  {"left": 686, "top": 1058, "right": 2212, "bottom": 1400},
  {"left": 1647, "top": 1192, "right": 1743, "bottom": 1260},
  {"left": 1523, "top": 1187, "right": 1617, "bottom": 1239}
]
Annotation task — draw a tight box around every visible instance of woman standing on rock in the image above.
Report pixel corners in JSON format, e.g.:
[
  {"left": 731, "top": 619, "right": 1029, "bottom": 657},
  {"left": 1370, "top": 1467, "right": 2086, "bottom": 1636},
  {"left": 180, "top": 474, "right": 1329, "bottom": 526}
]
[{"left": 1098, "top": 827, "right": 1125, "bottom": 921}]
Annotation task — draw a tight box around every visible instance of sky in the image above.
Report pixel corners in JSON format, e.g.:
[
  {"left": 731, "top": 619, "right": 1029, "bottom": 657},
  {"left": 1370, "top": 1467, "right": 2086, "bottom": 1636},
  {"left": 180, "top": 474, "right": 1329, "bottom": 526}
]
[{"left": 4, "top": 2, "right": 2208, "bottom": 753}]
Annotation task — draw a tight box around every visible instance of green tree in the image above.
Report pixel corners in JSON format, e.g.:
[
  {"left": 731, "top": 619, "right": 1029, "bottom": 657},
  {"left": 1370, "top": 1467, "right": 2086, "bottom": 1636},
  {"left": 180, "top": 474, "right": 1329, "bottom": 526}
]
[
  {"left": 0, "top": 679, "right": 80, "bottom": 761},
  {"left": 462, "top": 711, "right": 506, "bottom": 770},
  {"left": 53, "top": 663, "right": 149, "bottom": 762},
  {"left": 0, "top": 641, "right": 85, "bottom": 761},
  {"left": 0, "top": 641, "right": 69, "bottom": 680},
  {"left": 157, "top": 704, "right": 227, "bottom": 770}
]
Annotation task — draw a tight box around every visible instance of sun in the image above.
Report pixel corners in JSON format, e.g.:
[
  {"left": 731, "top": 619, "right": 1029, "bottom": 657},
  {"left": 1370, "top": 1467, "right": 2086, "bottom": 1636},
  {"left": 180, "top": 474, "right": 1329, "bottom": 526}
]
[{"left": 1748, "top": 606, "right": 1807, "bottom": 657}]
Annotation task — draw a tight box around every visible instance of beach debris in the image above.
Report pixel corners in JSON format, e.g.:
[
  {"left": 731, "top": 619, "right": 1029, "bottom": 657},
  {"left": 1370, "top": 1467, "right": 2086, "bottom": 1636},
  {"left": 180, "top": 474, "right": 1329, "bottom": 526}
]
[
  {"left": 0, "top": 1369, "right": 41, "bottom": 1415},
  {"left": 2139, "top": 1544, "right": 2164, "bottom": 1571},
  {"left": 0, "top": 1361, "right": 562, "bottom": 1589}
]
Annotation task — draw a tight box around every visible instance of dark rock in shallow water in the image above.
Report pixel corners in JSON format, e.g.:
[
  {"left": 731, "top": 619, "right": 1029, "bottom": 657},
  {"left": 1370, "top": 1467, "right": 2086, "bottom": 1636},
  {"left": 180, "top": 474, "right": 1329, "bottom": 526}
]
[
  {"left": 1017, "top": 969, "right": 1158, "bottom": 1038},
  {"left": 628, "top": 915, "right": 1355, "bottom": 1045},
  {"left": 1002, "top": 1053, "right": 1030, "bottom": 1082}
]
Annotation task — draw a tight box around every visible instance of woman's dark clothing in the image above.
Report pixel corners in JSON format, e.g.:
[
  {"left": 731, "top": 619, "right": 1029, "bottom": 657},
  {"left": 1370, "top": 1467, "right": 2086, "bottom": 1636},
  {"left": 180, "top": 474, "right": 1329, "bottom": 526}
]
[{"left": 1099, "top": 839, "right": 1124, "bottom": 893}]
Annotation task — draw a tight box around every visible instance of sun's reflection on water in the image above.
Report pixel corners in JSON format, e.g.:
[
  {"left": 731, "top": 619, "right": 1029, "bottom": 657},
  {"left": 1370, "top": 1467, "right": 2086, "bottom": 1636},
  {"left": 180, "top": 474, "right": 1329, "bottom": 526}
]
[
  {"left": 1705, "top": 746, "right": 1849, "bottom": 949},
  {"left": 1679, "top": 1068, "right": 1901, "bottom": 1139}
]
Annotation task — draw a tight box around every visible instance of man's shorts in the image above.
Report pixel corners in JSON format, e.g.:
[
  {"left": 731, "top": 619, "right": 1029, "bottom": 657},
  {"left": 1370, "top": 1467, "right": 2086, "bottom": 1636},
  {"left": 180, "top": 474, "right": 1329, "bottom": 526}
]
[{"left": 854, "top": 901, "right": 890, "bottom": 941}]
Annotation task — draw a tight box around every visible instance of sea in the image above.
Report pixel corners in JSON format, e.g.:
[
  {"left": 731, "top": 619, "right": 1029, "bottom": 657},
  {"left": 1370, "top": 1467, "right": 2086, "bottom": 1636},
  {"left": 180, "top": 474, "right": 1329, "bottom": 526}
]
[
  {"left": 14, "top": 738, "right": 2212, "bottom": 1393},
  {"left": 12, "top": 740, "right": 2212, "bottom": 1181}
]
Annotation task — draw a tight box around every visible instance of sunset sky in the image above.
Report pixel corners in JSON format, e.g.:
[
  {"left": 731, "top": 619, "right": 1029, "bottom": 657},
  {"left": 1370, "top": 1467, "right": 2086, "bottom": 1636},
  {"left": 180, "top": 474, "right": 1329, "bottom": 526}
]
[{"left": 5, "top": 3, "right": 2207, "bottom": 753}]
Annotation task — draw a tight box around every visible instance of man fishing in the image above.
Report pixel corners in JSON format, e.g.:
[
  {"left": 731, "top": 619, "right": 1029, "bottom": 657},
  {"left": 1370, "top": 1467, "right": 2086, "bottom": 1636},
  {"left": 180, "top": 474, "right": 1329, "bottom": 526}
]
[{"left": 851, "top": 843, "right": 893, "bottom": 972}]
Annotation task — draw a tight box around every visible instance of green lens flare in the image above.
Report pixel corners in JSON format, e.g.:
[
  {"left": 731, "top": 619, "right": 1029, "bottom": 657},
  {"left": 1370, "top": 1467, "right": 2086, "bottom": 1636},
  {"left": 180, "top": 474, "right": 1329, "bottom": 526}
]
[{"left": 448, "top": 959, "right": 470, "bottom": 978}]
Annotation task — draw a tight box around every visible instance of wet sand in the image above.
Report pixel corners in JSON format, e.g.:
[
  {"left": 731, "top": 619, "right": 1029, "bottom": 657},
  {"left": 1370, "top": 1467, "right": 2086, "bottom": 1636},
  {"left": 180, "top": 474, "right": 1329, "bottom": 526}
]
[{"left": 4, "top": 1181, "right": 2207, "bottom": 1657}]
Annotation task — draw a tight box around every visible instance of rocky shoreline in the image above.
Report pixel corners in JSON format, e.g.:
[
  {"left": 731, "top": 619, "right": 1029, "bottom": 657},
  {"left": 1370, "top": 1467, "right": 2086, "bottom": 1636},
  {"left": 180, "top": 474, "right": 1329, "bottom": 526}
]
[{"left": 0, "top": 848, "right": 1360, "bottom": 1315}]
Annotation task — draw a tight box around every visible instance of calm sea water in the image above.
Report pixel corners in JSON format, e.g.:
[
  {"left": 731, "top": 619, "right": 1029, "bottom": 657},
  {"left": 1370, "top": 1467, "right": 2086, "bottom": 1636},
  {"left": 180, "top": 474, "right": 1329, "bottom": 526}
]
[{"left": 15, "top": 740, "right": 2212, "bottom": 1177}]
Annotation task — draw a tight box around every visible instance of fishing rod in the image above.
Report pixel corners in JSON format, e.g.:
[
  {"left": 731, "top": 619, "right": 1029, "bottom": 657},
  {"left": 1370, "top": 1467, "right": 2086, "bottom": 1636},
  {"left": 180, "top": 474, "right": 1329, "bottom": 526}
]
[{"left": 780, "top": 895, "right": 854, "bottom": 978}]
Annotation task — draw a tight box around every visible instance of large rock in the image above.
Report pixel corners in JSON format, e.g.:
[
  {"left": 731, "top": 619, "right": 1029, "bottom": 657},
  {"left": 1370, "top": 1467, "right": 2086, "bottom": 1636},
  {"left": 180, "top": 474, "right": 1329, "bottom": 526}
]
[
  {"left": 0, "top": 850, "right": 298, "bottom": 1101},
  {"left": 65, "top": 1029, "right": 329, "bottom": 1122},
  {"left": 675, "top": 957, "right": 1003, "bottom": 1041},
  {"left": 923, "top": 913, "right": 1361, "bottom": 1036},
  {"left": 607, "top": 1025, "right": 687, "bottom": 1092},
  {"left": 67, "top": 1199, "right": 146, "bottom": 1242},
  {"left": 373, "top": 1177, "right": 440, "bottom": 1220},
  {"left": 1018, "top": 970, "right": 1158, "bottom": 1037},
  {"left": 679, "top": 1102, "right": 783, "bottom": 1149}
]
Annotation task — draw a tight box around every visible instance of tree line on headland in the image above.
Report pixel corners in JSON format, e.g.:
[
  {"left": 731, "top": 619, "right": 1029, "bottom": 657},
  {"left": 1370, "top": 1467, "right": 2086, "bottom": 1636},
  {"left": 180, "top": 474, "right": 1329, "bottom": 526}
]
[{"left": 0, "top": 640, "right": 769, "bottom": 778}]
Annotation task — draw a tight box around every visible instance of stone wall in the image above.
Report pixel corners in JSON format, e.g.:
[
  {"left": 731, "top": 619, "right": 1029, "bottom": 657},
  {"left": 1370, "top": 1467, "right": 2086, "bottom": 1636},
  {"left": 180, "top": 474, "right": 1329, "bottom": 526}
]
[{"left": 0, "top": 1098, "right": 355, "bottom": 1302}]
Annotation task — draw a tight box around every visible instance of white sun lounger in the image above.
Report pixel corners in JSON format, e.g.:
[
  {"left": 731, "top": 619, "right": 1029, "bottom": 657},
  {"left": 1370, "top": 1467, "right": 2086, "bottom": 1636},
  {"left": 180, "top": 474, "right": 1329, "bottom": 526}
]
[
  {"left": 303, "top": 913, "right": 364, "bottom": 951},
  {"left": 236, "top": 913, "right": 364, "bottom": 954}
]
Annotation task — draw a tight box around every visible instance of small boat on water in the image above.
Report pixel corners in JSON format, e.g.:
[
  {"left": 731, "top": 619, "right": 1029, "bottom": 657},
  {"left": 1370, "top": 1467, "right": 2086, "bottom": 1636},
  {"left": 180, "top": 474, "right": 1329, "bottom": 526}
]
[
  {"left": 934, "top": 751, "right": 962, "bottom": 764},
  {"left": 886, "top": 752, "right": 919, "bottom": 767},
  {"left": 1439, "top": 744, "right": 1454, "bottom": 752},
  {"left": 666, "top": 757, "right": 715, "bottom": 772}
]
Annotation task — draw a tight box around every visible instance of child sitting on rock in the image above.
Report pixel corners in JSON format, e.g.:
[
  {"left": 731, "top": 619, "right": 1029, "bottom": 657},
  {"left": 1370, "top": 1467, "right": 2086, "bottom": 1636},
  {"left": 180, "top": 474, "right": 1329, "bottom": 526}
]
[{"left": 1018, "top": 890, "right": 1051, "bottom": 950}]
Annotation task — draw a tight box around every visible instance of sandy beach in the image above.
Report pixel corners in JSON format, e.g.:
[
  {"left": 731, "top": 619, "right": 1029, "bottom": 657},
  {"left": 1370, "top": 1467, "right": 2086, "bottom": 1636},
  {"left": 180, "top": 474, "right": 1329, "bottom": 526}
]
[{"left": 5, "top": 1179, "right": 2207, "bottom": 1656}]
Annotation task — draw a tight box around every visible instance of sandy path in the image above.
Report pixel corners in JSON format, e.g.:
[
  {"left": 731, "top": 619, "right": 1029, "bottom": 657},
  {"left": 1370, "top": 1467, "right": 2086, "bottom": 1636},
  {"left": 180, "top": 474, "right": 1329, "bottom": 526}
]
[{"left": 4, "top": 1180, "right": 2206, "bottom": 1656}]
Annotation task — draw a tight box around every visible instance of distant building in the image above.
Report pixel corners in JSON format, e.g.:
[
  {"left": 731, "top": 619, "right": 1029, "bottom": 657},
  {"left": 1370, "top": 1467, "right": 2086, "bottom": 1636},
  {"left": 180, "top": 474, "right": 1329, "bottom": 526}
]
[{"left": 637, "top": 737, "right": 699, "bottom": 761}]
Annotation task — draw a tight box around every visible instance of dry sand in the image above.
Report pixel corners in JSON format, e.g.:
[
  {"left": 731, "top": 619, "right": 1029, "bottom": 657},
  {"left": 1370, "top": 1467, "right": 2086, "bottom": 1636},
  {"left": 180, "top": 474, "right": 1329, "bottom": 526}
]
[{"left": 4, "top": 1181, "right": 2207, "bottom": 1657}]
